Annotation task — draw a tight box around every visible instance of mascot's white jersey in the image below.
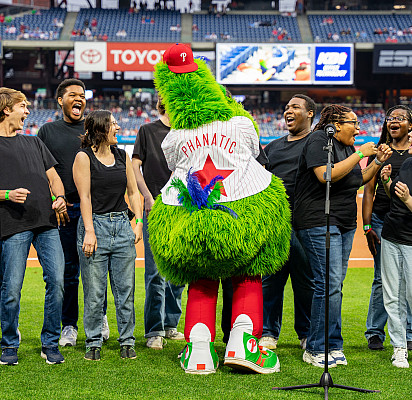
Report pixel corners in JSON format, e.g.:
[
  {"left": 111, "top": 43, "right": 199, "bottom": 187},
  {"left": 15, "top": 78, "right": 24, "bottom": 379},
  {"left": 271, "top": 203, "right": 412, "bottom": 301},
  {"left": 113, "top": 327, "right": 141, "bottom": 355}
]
[{"left": 161, "top": 116, "right": 272, "bottom": 205}]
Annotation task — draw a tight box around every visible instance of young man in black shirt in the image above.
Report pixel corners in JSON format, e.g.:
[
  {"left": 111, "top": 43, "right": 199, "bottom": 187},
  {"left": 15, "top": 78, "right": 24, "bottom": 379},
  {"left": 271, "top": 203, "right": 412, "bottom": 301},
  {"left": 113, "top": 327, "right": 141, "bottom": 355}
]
[
  {"left": 260, "top": 94, "right": 316, "bottom": 351},
  {"left": 38, "top": 79, "right": 110, "bottom": 346},
  {"left": 0, "top": 87, "right": 67, "bottom": 365},
  {"left": 132, "top": 98, "right": 185, "bottom": 350}
]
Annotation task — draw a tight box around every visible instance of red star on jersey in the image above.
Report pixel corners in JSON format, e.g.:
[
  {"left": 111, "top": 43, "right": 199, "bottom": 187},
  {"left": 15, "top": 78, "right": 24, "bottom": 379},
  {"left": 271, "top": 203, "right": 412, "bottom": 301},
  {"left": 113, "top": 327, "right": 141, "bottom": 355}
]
[{"left": 196, "top": 154, "right": 234, "bottom": 197}]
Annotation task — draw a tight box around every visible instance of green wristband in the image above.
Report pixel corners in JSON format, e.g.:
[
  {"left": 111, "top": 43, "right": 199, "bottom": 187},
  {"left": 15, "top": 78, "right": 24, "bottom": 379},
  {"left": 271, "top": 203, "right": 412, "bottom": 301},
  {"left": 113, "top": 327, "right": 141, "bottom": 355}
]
[
  {"left": 136, "top": 218, "right": 143, "bottom": 224},
  {"left": 355, "top": 150, "right": 364, "bottom": 160},
  {"left": 383, "top": 177, "right": 390, "bottom": 184},
  {"left": 5, "top": 190, "right": 10, "bottom": 200},
  {"left": 363, "top": 224, "right": 371, "bottom": 232},
  {"left": 51, "top": 195, "right": 56, "bottom": 201}
]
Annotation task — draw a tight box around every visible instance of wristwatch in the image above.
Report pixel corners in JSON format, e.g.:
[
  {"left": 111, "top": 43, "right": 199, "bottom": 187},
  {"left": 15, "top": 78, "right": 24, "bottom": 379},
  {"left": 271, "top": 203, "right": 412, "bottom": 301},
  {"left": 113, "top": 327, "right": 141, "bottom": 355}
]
[{"left": 56, "top": 195, "right": 67, "bottom": 203}]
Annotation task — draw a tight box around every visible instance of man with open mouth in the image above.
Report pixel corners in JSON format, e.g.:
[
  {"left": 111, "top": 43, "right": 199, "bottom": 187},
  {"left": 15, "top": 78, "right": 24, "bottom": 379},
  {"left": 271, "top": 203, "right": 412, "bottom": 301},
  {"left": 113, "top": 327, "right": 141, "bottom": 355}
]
[{"left": 38, "top": 79, "right": 110, "bottom": 348}]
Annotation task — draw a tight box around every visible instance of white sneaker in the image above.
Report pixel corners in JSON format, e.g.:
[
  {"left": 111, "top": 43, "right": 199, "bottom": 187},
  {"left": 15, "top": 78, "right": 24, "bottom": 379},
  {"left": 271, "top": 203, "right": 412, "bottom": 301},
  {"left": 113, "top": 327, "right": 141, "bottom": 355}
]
[
  {"left": 329, "top": 350, "right": 348, "bottom": 365},
  {"left": 59, "top": 325, "right": 78, "bottom": 347},
  {"left": 146, "top": 336, "right": 166, "bottom": 350},
  {"left": 259, "top": 336, "right": 278, "bottom": 350},
  {"left": 392, "top": 347, "right": 409, "bottom": 368},
  {"left": 165, "top": 328, "right": 185, "bottom": 340},
  {"left": 102, "top": 315, "right": 110, "bottom": 341},
  {"left": 303, "top": 350, "right": 337, "bottom": 368},
  {"left": 300, "top": 337, "right": 307, "bottom": 350}
]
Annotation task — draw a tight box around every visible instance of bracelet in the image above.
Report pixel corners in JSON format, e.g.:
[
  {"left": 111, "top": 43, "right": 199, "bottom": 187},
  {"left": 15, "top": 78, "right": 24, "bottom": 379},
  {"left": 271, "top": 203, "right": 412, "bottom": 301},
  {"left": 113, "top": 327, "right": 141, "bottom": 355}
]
[
  {"left": 136, "top": 218, "right": 143, "bottom": 224},
  {"left": 363, "top": 224, "right": 371, "bottom": 232},
  {"left": 374, "top": 158, "right": 384, "bottom": 166},
  {"left": 382, "top": 177, "right": 391, "bottom": 184},
  {"left": 364, "top": 228, "right": 372, "bottom": 235},
  {"left": 51, "top": 195, "right": 56, "bottom": 201},
  {"left": 5, "top": 190, "right": 10, "bottom": 200},
  {"left": 355, "top": 150, "right": 364, "bottom": 160}
]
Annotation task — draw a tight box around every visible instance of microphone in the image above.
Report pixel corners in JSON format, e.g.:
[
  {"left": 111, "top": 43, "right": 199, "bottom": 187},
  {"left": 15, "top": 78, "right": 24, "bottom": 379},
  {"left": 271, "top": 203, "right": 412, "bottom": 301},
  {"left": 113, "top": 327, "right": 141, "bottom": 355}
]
[{"left": 324, "top": 123, "right": 336, "bottom": 138}]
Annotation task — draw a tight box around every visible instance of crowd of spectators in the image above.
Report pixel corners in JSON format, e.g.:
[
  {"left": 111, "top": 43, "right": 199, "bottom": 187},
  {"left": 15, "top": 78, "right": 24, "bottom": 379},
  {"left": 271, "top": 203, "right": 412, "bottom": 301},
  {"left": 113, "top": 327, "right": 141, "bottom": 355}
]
[{"left": 20, "top": 93, "right": 400, "bottom": 140}]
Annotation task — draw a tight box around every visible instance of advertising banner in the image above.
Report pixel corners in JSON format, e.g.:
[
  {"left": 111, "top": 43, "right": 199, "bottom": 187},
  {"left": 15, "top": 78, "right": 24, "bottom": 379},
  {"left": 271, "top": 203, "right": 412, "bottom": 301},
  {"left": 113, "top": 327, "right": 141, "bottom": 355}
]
[
  {"left": 313, "top": 44, "right": 353, "bottom": 84},
  {"left": 216, "top": 43, "right": 353, "bottom": 85},
  {"left": 373, "top": 44, "right": 412, "bottom": 74},
  {"left": 74, "top": 42, "right": 171, "bottom": 72}
]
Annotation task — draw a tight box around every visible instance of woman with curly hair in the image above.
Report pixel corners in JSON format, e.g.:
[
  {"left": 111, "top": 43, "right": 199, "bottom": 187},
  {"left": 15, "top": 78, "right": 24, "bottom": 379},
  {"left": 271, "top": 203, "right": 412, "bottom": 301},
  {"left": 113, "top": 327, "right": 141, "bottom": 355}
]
[
  {"left": 362, "top": 105, "right": 412, "bottom": 352},
  {"left": 380, "top": 112, "right": 412, "bottom": 368},
  {"left": 293, "top": 104, "right": 392, "bottom": 368},
  {"left": 73, "top": 110, "right": 143, "bottom": 361}
]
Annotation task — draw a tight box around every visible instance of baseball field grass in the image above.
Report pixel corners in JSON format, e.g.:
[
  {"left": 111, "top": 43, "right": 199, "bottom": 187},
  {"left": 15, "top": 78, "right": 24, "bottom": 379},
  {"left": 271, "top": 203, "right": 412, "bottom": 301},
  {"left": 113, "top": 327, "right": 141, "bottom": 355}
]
[{"left": 0, "top": 267, "right": 409, "bottom": 400}]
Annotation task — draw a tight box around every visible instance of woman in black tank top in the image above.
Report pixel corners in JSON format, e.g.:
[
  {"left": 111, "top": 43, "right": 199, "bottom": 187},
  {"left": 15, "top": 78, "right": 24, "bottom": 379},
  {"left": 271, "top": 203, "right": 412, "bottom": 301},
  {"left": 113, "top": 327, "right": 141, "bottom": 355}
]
[{"left": 73, "top": 110, "right": 143, "bottom": 361}]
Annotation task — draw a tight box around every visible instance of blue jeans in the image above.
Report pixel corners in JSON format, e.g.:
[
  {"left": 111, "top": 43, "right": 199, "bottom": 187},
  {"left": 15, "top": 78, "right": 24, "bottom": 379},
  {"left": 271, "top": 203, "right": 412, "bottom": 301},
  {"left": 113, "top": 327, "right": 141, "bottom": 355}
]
[
  {"left": 78, "top": 211, "right": 136, "bottom": 348},
  {"left": 262, "top": 229, "right": 314, "bottom": 340},
  {"left": 381, "top": 238, "right": 412, "bottom": 348},
  {"left": 143, "top": 213, "right": 185, "bottom": 338},
  {"left": 1, "top": 229, "right": 64, "bottom": 349},
  {"left": 365, "top": 213, "right": 412, "bottom": 342},
  {"left": 59, "top": 203, "right": 108, "bottom": 330},
  {"left": 297, "top": 226, "right": 356, "bottom": 354}
]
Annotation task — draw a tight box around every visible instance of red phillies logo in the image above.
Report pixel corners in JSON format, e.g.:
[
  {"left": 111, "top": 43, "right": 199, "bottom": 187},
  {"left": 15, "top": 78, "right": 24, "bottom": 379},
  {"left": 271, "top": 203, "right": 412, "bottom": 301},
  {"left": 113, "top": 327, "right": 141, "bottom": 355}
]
[
  {"left": 247, "top": 338, "right": 258, "bottom": 353},
  {"left": 80, "top": 49, "right": 102, "bottom": 64}
]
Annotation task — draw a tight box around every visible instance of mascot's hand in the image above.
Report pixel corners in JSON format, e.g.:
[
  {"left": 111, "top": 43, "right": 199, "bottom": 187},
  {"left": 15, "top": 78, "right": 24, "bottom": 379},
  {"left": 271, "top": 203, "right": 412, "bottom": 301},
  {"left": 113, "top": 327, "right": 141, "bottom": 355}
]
[{"left": 144, "top": 195, "right": 155, "bottom": 217}]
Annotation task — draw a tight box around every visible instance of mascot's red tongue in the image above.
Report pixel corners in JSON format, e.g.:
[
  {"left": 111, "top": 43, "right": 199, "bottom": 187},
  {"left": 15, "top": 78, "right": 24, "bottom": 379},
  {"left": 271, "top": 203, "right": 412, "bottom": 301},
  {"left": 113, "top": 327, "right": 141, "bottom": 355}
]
[{"left": 163, "top": 43, "right": 198, "bottom": 74}]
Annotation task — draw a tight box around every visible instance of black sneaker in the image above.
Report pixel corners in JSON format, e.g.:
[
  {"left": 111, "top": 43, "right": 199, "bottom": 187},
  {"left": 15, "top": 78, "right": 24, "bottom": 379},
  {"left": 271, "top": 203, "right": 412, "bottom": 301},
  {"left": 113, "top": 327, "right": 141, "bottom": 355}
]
[
  {"left": 368, "top": 335, "right": 384, "bottom": 350},
  {"left": 41, "top": 346, "right": 65, "bottom": 364},
  {"left": 120, "top": 345, "right": 136, "bottom": 359},
  {"left": 85, "top": 347, "right": 101, "bottom": 361},
  {"left": 0, "top": 348, "right": 18, "bottom": 365}
]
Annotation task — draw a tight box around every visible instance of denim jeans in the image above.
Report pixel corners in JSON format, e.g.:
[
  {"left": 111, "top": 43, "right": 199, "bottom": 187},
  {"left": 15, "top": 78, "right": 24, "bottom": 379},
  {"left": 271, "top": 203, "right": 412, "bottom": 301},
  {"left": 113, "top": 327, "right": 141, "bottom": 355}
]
[
  {"left": 262, "top": 229, "right": 314, "bottom": 340},
  {"left": 59, "top": 203, "right": 108, "bottom": 330},
  {"left": 297, "top": 225, "right": 356, "bottom": 354},
  {"left": 1, "top": 229, "right": 64, "bottom": 348},
  {"left": 78, "top": 211, "right": 136, "bottom": 348},
  {"left": 381, "top": 238, "right": 412, "bottom": 348},
  {"left": 143, "top": 213, "right": 185, "bottom": 338},
  {"left": 365, "top": 213, "right": 412, "bottom": 342}
]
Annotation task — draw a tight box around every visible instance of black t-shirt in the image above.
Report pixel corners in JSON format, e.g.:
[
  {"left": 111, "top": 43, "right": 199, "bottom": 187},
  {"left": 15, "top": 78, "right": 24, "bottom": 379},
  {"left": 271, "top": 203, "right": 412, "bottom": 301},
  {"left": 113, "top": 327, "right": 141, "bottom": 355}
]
[
  {"left": 80, "top": 146, "right": 128, "bottom": 214},
  {"left": 264, "top": 133, "right": 311, "bottom": 209},
  {"left": 293, "top": 130, "right": 363, "bottom": 230},
  {"left": 38, "top": 119, "right": 84, "bottom": 203},
  {"left": 132, "top": 119, "right": 171, "bottom": 198},
  {"left": 368, "top": 150, "right": 412, "bottom": 218},
  {"left": 0, "top": 134, "right": 57, "bottom": 239},
  {"left": 382, "top": 157, "right": 412, "bottom": 245}
]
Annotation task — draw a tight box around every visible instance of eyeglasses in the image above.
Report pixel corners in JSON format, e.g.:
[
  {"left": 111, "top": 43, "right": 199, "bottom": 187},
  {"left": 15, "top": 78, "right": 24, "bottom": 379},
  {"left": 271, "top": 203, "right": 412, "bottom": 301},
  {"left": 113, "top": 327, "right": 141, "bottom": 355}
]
[
  {"left": 386, "top": 116, "right": 408, "bottom": 123},
  {"left": 339, "top": 120, "right": 360, "bottom": 128}
]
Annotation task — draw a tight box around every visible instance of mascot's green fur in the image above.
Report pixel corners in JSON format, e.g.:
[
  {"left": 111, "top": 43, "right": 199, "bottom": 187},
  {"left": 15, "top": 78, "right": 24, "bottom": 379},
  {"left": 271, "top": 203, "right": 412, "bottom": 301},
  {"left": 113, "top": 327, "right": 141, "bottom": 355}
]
[{"left": 149, "top": 57, "right": 291, "bottom": 285}]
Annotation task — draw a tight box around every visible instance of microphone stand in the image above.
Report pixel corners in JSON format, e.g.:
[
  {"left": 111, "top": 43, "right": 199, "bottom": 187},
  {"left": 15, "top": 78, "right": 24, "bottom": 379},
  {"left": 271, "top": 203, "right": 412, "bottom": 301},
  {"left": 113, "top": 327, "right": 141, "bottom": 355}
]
[{"left": 272, "top": 130, "right": 380, "bottom": 399}]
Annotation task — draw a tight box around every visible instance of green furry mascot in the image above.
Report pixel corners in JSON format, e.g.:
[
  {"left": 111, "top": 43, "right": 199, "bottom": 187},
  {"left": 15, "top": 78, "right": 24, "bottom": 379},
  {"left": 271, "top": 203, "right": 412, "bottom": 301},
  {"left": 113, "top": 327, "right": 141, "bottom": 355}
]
[{"left": 148, "top": 43, "right": 291, "bottom": 375}]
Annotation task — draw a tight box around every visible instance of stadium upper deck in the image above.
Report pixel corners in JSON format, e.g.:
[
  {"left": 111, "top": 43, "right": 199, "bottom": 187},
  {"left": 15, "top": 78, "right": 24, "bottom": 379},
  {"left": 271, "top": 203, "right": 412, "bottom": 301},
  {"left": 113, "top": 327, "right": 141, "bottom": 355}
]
[{"left": 0, "top": 8, "right": 411, "bottom": 44}]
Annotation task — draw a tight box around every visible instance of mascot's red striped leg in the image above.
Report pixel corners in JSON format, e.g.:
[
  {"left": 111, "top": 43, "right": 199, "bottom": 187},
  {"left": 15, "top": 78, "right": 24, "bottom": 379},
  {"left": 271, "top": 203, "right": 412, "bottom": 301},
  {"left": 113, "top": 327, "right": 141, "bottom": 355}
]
[
  {"left": 224, "top": 275, "right": 281, "bottom": 374},
  {"left": 180, "top": 279, "right": 219, "bottom": 374}
]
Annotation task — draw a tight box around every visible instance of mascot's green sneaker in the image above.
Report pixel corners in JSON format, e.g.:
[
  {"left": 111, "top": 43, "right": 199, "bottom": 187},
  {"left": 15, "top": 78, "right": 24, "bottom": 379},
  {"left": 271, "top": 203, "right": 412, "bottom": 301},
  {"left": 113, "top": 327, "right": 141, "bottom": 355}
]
[
  {"left": 224, "top": 331, "right": 280, "bottom": 374},
  {"left": 180, "top": 341, "right": 219, "bottom": 375}
]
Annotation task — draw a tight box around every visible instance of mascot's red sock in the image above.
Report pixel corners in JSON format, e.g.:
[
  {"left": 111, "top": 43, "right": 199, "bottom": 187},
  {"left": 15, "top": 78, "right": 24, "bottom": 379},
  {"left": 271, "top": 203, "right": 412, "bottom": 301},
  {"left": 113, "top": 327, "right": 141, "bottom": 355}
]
[
  {"left": 224, "top": 275, "right": 281, "bottom": 374},
  {"left": 181, "top": 279, "right": 219, "bottom": 374}
]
